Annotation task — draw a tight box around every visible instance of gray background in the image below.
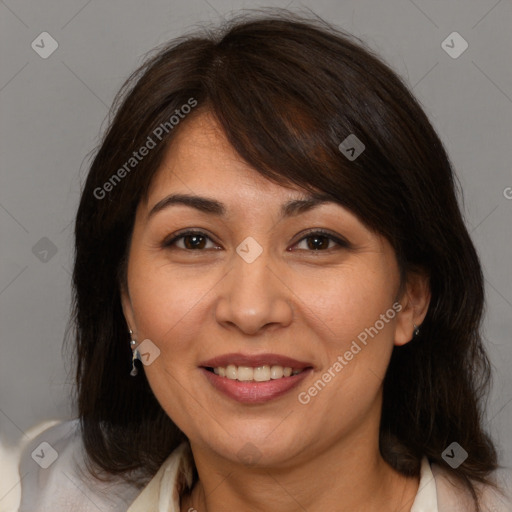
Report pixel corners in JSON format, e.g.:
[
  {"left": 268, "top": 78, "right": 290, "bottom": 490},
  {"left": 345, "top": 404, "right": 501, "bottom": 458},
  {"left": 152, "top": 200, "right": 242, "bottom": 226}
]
[{"left": 1, "top": 0, "right": 511, "bottom": 474}]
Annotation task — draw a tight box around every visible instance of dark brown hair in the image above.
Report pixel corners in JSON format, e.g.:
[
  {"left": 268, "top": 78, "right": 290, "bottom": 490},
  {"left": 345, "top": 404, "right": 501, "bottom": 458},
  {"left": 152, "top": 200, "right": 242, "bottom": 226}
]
[{"left": 70, "top": 9, "right": 500, "bottom": 508}]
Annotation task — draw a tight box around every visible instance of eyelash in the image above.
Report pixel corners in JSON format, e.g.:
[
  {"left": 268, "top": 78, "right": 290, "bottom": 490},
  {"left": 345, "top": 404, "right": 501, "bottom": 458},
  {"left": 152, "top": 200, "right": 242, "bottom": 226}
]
[{"left": 161, "top": 229, "right": 350, "bottom": 252}]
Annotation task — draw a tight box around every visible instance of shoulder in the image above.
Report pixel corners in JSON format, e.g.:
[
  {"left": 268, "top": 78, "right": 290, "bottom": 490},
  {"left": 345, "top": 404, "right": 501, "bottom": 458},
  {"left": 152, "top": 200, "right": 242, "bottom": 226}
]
[
  {"left": 431, "top": 461, "right": 512, "bottom": 512},
  {"left": 17, "top": 418, "right": 143, "bottom": 512}
]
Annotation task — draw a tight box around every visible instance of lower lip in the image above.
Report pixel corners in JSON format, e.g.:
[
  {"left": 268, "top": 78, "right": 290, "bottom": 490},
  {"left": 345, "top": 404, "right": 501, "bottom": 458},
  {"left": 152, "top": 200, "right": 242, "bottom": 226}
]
[{"left": 201, "top": 367, "right": 312, "bottom": 404}]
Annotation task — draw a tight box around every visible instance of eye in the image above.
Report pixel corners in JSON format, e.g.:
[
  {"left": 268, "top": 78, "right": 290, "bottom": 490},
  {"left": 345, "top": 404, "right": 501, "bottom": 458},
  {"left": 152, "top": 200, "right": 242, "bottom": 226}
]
[
  {"left": 162, "top": 230, "right": 220, "bottom": 250},
  {"left": 291, "top": 230, "right": 349, "bottom": 252},
  {"left": 162, "top": 229, "right": 350, "bottom": 252}
]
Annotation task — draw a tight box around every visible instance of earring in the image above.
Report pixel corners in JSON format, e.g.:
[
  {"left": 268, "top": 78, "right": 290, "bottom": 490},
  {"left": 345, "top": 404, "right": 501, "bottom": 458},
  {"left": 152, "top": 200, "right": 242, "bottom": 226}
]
[
  {"left": 129, "top": 329, "right": 141, "bottom": 376},
  {"left": 413, "top": 323, "right": 420, "bottom": 337}
]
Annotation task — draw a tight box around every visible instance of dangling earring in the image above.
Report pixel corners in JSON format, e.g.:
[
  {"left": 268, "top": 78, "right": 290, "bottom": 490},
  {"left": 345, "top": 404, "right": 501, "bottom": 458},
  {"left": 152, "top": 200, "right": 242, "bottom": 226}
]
[
  {"left": 129, "top": 329, "right": 141, "bottom": 376},
  {"left": 413, "top": 323, "right": 420, "bottom": 337}
]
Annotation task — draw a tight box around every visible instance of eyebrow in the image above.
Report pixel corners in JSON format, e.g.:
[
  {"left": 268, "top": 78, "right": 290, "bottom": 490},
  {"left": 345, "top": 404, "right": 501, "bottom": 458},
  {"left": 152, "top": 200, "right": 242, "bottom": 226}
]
[{"left": 147, "top": 192, "right": 335, "bottom": 220}]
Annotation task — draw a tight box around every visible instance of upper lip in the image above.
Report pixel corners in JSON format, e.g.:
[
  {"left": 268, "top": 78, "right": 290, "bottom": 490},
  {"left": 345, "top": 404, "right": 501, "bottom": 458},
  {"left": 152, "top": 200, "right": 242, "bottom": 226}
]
[{"left": 199, "top": 353, "right": 312, "bottom": 369}]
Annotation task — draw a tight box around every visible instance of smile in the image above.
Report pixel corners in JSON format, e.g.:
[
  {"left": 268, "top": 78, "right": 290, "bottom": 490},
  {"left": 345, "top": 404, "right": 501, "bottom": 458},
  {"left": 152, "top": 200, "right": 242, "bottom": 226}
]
[{"left": 199, "top": 353, "right": 313, "bottom": 403}]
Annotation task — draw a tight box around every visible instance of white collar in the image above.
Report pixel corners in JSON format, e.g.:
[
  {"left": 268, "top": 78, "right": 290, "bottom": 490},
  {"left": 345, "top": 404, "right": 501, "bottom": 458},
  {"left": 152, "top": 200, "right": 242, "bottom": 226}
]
[
  {"left": 410, "top": 455, "right": 439, "bottom": 511},
  {"left": 127, "top": 442, "right": 194, "bottom": 512},
  {"left": 127, "top": 443, "right": 438, "bottom": 512}
]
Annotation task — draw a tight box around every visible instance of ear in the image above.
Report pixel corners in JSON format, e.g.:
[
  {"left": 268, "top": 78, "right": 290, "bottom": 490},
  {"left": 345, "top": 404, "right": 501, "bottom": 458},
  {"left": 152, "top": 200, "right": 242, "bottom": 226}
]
[
  {"left": 120, "top": 280, "right": 136, "bottom": 334},
  {"left": 394, "top": 269, "right": 430, "bottom": 346}
]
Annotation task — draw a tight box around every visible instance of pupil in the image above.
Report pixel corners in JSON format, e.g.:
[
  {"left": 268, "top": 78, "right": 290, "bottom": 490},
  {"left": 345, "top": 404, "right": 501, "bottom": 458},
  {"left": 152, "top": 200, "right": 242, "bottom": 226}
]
[
  {"left": 308, "top": 236, "right": 328, "bottom": 250},
  {"left": 185, "top": 235, "right": 205, "bottom": 249}
]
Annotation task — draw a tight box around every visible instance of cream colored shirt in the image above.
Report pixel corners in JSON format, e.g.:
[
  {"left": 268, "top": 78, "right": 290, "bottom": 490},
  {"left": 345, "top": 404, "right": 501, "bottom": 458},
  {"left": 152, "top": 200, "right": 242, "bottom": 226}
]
[{"left": 16, "top": 419, "right": 512, "bottom": 512}]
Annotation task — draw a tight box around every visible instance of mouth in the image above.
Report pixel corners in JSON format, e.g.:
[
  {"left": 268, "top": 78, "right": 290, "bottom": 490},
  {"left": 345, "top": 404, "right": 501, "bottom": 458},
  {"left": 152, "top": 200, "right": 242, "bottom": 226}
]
[{"left": 199, "top": 353, "right": 313, "bottom": 403}]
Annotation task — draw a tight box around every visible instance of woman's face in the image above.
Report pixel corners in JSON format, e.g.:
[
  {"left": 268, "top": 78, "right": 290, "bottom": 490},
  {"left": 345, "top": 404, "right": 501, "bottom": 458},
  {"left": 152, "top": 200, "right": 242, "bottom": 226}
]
[{"left": 121, "top": 112, "right": 425, "bottom": 467}]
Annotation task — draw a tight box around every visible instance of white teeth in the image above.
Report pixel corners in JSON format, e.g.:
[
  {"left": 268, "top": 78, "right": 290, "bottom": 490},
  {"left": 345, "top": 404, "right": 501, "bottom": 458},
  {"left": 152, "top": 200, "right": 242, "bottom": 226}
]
[
  {"left": 254, "top": 365, "right": 270, "bottom": 381},
  {"left": 270, "top": 365, "right": 283, "bottom": 379},
  {"left": 210, "top": 364, "right": 303, "bottom": 381},
  {"left": 226, "top": 364, "right": 237, "bottom": 380},
  {"left": 237, "top": 366, "right": 254, "bottom": 381},
  {"left": 213, "top": 366, "right": 227, "bottom": 377}
]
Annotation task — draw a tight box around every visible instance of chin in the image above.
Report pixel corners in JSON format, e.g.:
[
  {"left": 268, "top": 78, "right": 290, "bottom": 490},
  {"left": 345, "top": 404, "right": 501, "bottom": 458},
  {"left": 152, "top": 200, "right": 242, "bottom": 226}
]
[{"left": 201, "top": 429, "right": 308, "bottom": 468}]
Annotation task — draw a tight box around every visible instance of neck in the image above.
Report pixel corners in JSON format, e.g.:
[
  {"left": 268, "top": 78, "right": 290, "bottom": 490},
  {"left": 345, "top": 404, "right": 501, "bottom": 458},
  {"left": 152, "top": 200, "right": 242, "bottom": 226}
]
[{"left": 181, "top": 424, "right": 420, "bottom": 512}]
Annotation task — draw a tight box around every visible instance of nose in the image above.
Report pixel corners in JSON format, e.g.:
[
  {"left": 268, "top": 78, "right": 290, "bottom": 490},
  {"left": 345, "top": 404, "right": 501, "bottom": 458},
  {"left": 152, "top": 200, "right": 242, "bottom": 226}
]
[{"left": 214, "top": 249, "right": 294, "bottom": 336}]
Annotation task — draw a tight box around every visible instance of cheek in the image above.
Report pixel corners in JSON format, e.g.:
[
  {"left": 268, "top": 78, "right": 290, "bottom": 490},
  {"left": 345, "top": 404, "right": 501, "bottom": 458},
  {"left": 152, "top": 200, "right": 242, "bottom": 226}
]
[
  {"left": 128, "top": 254, "right": 217, "bottom": 346},
  {"left": 127, "top": 259, "right": 211, "bottom": 430},
  {"left": 290, "top": 261, "right": 399, "bottom": 416},
  {"left": 291, "top": 261, "right": 398, "bottom": 346},
  {"left": 294, "top": 272, "right": 397, "bottom": 432}
]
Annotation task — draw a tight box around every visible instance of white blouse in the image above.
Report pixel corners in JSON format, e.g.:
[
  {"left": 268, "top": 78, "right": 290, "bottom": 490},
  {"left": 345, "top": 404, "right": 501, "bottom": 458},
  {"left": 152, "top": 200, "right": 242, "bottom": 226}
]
[{"left": 15, "top": 419, "right": 512, "bottom": 512}]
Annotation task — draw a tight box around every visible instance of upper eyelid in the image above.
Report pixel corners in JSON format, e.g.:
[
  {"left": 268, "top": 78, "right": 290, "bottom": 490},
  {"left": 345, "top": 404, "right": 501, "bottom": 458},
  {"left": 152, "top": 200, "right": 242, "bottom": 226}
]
[{"left": 164, "top": 228, "right": 349, "bottom": 249}]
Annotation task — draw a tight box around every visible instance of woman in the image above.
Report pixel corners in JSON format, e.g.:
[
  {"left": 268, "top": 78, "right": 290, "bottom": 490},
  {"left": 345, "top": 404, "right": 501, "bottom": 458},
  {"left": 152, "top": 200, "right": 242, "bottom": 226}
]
[{"left": 16, "top": 11, "right": 512, "bottom": 512}]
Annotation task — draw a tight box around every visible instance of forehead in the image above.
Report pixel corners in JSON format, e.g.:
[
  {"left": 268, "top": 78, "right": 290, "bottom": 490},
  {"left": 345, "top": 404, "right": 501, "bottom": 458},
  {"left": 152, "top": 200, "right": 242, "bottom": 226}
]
[{"left": 145, "top": 111, "right": 306, "bottom": 207}]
